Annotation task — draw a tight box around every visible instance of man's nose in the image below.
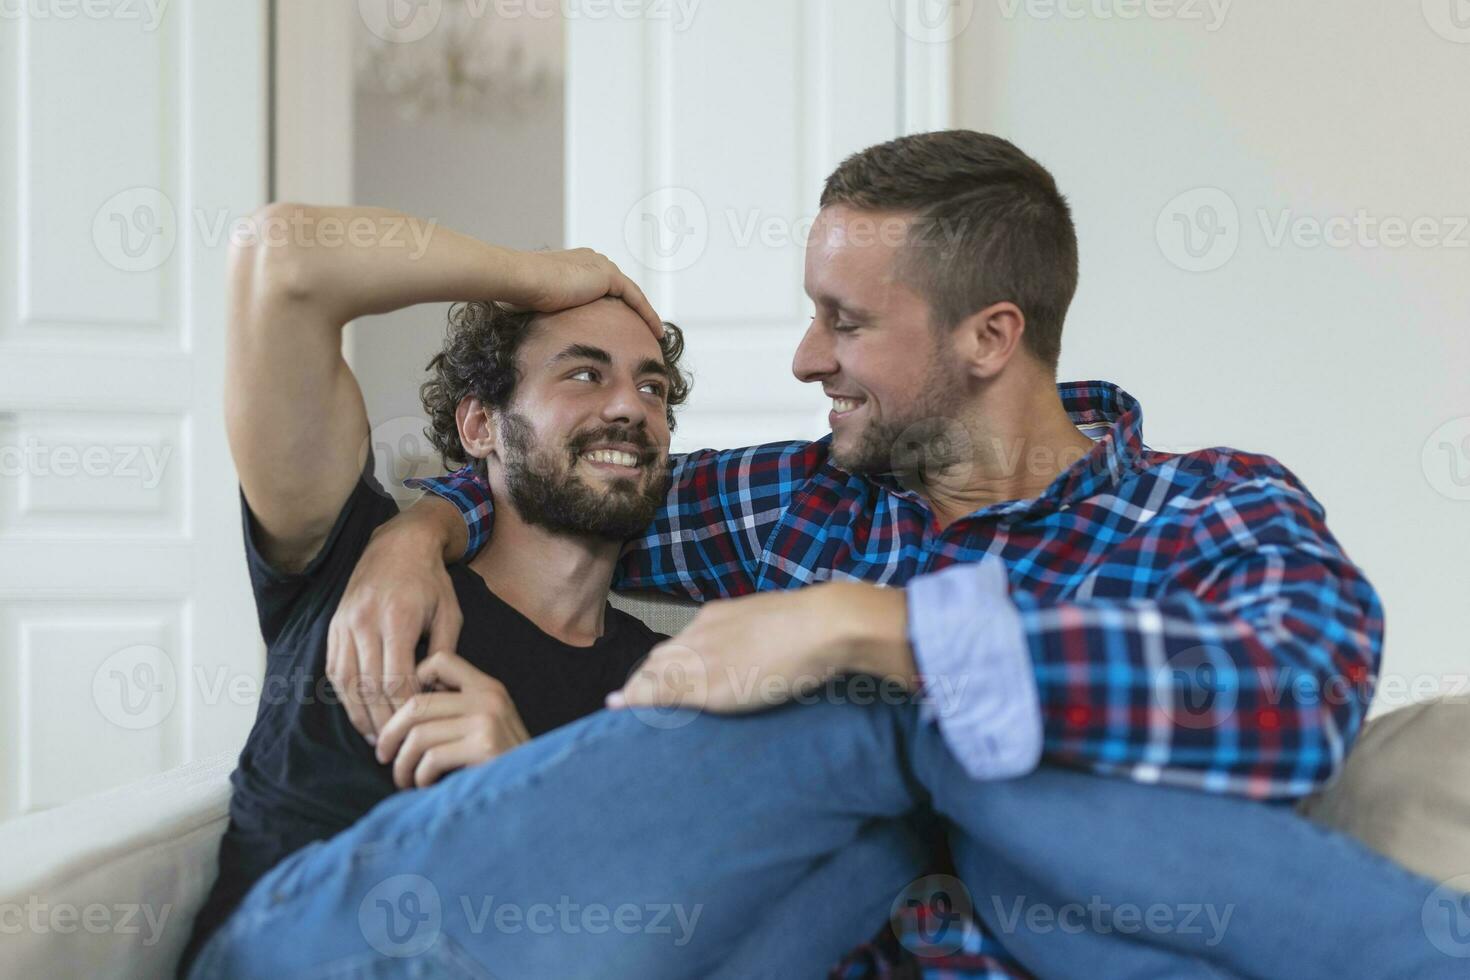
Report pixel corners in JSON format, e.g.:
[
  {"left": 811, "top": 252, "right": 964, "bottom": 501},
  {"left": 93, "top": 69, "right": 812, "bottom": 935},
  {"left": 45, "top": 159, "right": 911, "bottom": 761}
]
[
  {"left": 792, "top": 319, "right": 836, "bottom": 383},
  {"left": 600, "top": 377, "right": 649, "bottom": 426}
]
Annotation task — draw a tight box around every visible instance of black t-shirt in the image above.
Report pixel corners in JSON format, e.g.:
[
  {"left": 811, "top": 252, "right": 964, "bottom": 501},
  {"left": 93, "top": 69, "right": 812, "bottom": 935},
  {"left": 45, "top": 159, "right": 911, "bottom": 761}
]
[{"left": 181, "top": 458, "right": 664, "bottom": 972}]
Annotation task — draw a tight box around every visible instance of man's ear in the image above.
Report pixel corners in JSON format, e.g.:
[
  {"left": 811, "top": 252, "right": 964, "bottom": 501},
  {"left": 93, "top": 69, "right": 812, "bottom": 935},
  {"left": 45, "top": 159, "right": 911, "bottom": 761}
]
[
  {"left": 949, "top": 301, "right": 1026, "bottom": 380},
  {"left": 455, "top": 395, "right": 496, "bottom": 466}
]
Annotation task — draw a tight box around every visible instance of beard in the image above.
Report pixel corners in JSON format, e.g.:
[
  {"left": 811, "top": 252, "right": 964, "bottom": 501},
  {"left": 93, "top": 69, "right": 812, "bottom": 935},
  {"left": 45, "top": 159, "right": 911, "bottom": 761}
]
[
  {"left": 497, "top": 411, "right": 671, "bottom": 541},
  {"left": 829, "top": 348, "right": 974, "bottom": 490}
]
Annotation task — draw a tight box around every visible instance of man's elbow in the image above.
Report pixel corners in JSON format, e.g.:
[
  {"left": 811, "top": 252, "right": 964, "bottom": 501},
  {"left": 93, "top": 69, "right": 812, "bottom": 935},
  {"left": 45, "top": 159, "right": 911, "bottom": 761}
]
[
  {"left": 1292, "top": 685, "right": 1369, "bottom": 796},
  {"left": 228, "top": 203, "right": 318, "bottom": 314}
]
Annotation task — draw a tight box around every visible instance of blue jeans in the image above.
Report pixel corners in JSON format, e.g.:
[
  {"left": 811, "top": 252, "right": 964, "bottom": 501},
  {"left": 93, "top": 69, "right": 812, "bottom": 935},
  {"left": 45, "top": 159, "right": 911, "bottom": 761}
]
[{"left": 190, "top": 692, "right": 1459, "bottom": 978}]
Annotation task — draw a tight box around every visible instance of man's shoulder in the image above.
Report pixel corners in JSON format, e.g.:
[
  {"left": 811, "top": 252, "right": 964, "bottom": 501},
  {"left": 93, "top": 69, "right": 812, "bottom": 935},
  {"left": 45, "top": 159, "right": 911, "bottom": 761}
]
[
  {"left": 667, "top": 437, "right": 837, "bottom": 504},
  {"left": 1141, "top": 444, "right": 1323, "bottom": 520},
  {"left": 242, "top": 460, "right": 401, "bottom": 644}
]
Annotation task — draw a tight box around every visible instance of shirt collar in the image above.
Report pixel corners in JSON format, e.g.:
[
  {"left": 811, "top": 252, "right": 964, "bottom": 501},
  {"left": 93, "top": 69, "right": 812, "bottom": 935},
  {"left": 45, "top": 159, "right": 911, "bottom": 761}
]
[{"left": 865, "top": 379, "right": 1148, "bottom": 522}]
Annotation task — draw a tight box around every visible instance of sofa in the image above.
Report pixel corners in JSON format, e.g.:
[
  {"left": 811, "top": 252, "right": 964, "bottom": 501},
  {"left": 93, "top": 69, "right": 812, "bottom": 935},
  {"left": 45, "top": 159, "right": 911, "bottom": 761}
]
[{"left": 1, "top": 589, "right": 1465, "bottom": 979}]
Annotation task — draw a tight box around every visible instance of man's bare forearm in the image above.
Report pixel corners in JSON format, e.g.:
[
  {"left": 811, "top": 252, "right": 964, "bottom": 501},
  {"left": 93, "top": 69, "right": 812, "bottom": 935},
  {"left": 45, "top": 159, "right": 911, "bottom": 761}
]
[
  {"left": 382, "top": 494, "right": 470, "bottom": 565},
  {"left": 238, "top": 203, "right": 520, "bottom": 326}
]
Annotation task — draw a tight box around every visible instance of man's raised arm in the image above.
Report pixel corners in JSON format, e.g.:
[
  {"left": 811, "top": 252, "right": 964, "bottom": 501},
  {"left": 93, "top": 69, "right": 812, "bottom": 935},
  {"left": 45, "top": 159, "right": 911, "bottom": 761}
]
[
  {"left": 228, "top": 203, "right": 660, "bottom": 563},
  {"left": 226, "top": 203, "right": 663, "bottom": 737},
  {"left": 225, "top": 205, "right": 366, "bottom": 572},
  {"left": 226, "top": 204, "right": 506, "bottom": 571}
]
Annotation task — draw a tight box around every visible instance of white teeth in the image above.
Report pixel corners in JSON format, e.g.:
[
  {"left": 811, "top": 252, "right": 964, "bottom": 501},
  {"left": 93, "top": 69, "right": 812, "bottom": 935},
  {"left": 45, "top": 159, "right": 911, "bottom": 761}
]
[
  {"left": 581, "top": 449, "right": 640, "bottom": 467},
  {"left": 832, "top": 398, "right": 861, "bottom": 413}
]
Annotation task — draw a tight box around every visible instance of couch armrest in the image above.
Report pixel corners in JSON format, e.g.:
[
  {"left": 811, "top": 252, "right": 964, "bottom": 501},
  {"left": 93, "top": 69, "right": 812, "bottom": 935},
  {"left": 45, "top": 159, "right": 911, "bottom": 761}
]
[
  {"left": 0, "top": 752, "right": 234, "bottom": 980},
  {"left": 1300, "top": 698, "right": 1470, "bottom": 883}
]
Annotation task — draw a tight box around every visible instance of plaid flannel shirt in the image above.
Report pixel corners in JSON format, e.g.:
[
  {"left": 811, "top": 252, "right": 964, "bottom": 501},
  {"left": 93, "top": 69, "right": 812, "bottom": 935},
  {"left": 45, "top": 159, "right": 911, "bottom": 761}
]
[{"left": 407, "top": 379, "right": 1382, "bottom": 978}]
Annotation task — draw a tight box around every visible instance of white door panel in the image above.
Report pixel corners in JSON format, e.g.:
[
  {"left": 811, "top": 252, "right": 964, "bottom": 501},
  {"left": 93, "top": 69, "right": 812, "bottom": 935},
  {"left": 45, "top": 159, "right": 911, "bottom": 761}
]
[{"left": 0, "top": 1, "right": 267, "bottom": 817}]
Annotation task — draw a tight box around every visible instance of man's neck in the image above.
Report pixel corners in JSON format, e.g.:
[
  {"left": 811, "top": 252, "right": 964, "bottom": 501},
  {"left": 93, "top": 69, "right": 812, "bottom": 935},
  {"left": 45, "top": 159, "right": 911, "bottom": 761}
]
[
  {"left": 919, "top": 377, "right": 1099, "bottom": 530},
  {"left": 465, "top": 511, "right": 623, "bottom": 648}
]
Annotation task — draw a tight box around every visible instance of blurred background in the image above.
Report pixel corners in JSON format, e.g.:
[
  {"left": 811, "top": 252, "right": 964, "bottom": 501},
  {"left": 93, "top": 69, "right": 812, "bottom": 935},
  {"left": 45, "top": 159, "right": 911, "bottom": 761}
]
[{"left": 0, "top": 0, "right": 1466, "bottom": 819}]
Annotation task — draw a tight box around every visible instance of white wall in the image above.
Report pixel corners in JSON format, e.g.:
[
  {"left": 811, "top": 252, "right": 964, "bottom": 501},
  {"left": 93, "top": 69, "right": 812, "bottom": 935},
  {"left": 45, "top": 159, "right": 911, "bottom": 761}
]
[
  {"left": 953, "top": 0, "right": 1470, "bottom": 709},
  {"left": 274, "top": 3, "right": 355, "bottom": 205},
  {"left": 349, "top": 53, "right": 566, "bottom": 501}
]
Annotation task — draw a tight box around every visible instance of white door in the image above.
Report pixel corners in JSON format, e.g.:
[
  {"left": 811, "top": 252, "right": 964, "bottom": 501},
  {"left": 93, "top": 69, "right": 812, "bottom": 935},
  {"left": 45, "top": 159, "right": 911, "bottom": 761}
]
[
  {"left": 565, "top": 0, "right": 953, "bottom": 451},
  {"left": 0, "top": 1, "right": 267, "bottom": 818}
]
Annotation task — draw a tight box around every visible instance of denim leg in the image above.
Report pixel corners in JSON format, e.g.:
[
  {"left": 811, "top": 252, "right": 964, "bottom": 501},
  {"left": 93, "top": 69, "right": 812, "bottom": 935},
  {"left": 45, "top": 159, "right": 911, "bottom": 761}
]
[
  {"left": 707, "top": 814, "right": 935, "bottom": 980},
  {"left": 194, "top": 697, "right": 925, "bottom": 980},
  {"left": 903, "top": 722, "right": 1462, "bottom": 979},
  {"left": 193, "top": 692, "right": 1461, "bottom": 980},
  {"left": 949, "top": 831, "right": 1243, "bottom": 980}
]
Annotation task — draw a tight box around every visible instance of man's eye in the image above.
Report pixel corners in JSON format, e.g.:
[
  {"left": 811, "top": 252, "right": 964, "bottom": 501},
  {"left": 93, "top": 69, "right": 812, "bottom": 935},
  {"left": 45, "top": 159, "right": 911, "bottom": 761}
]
[
  {"left": 832, "top": 322, "right": 859, "bottom": 333},
  {"left": 639, "top": 381, "right": 666, "bottom": 397},
  {"left": 569, "top": 368, "right": 598, "bottom": 382}
]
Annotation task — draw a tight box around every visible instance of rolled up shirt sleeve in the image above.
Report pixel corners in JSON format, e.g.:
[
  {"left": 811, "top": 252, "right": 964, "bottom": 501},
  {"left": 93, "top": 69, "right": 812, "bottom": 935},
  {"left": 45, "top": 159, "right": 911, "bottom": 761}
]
[{"left": 905, "top": 558, "right": 1042, "bottom": 781}]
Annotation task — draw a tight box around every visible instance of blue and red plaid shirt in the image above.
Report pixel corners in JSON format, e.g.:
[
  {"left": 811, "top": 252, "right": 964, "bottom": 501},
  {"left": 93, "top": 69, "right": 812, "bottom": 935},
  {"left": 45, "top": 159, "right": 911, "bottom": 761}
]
[{"left": 408, "top": 379, "right": 1382, "bottom": 978}]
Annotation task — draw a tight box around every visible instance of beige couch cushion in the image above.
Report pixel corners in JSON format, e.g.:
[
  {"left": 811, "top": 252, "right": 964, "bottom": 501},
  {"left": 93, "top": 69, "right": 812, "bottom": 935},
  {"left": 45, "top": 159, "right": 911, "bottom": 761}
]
[
  {"left": 0, "top": 751, "right": 234, "bottom": 980},
  {"left": 610, "top": 589, "right": 699, "bottom": 635},
  {"left": 1301, "top": 698, "right": 1470, "bottom": 882}
]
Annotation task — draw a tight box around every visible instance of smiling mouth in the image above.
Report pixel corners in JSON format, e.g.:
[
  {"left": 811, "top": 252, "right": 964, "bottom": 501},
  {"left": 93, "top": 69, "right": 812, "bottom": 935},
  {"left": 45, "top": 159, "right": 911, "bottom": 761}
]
[
  {"left": 578, "top": 449, "right": 642, "bottom": 470},
  {"left": 830, "top": 397, "right": 865, "bottom": 417}
]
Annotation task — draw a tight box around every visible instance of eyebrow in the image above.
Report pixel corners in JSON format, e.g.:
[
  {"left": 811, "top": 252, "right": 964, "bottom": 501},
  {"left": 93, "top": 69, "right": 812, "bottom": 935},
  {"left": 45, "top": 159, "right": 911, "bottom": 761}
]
[
  {"left": 547, "top": 343, "right": 612, "bottom": 367},
  {"left": 547, "top": 344, "right": 670, "bottom": 382},
  {"left": 634, "top": 358, "right": 671, "bottom": 383}
]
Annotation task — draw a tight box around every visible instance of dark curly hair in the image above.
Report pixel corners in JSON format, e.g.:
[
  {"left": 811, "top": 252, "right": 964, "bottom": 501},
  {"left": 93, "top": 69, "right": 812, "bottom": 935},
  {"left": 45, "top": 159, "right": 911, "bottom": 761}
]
[{"left": 419, "top": 300, "right": 691, "bottom": 473}]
